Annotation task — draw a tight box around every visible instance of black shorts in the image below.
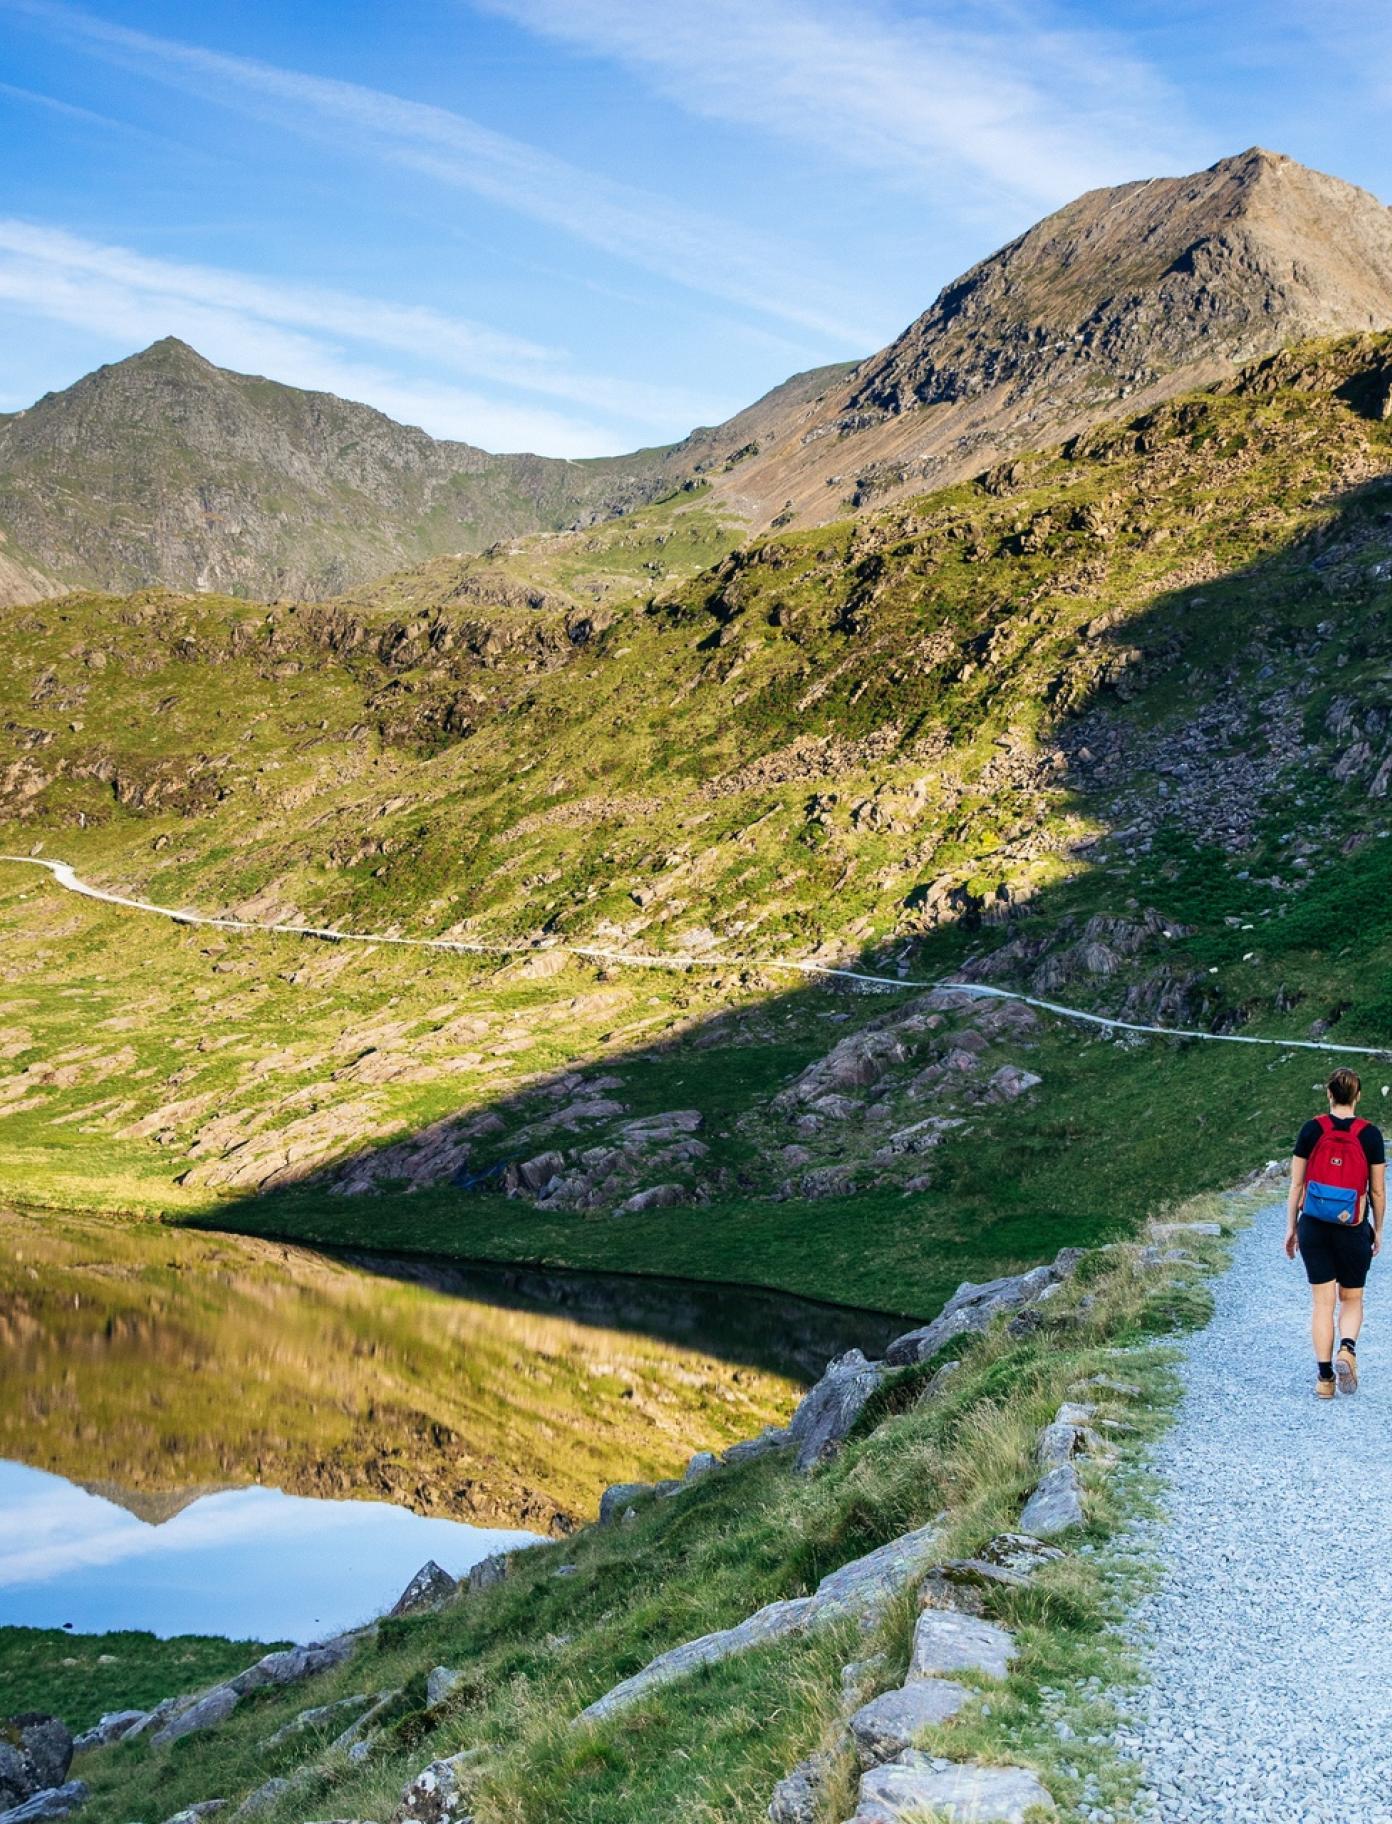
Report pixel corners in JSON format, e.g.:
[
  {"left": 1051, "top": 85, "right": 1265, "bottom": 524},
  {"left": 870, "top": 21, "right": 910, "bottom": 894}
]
[{"left": 1298, "top": 1214, "right": 1374, "bottom": 1288}]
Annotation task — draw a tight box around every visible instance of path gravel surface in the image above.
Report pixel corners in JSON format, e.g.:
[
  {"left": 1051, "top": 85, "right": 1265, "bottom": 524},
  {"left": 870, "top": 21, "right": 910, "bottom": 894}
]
[{"left": 1121, "top": 1199, "right": 1392, "bottom": 1823}]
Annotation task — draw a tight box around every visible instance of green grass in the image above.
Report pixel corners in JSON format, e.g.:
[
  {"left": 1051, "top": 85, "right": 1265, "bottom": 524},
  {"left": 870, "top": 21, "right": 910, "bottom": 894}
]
[
  {"left": 0, "top": 1630, "right": 280, "bottom": 1734},
  {"left": 60, "top": 1189, "right": 1251, "bottom": 1824}
]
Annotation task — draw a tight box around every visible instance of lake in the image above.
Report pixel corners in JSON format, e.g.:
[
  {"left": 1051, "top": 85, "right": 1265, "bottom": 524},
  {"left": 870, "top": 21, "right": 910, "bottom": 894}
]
[{"left": 0, "top": 1208, "right": 899, "bottom": 1640}]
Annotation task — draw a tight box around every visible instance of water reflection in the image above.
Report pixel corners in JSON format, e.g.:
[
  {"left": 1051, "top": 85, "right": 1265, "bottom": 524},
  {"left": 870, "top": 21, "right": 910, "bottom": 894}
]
[
  {"left": 0, "top": 1460, "right": 538, "bottom": 1640},
  {"left": 0, "top": 1209, "right": 889, "bottom": 1537}
]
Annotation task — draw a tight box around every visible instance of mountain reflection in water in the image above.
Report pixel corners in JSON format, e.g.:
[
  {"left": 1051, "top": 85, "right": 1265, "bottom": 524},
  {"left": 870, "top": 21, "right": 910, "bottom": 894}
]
[{"left": 0, "top": 1208, "right": 896, "bottom": 1538}]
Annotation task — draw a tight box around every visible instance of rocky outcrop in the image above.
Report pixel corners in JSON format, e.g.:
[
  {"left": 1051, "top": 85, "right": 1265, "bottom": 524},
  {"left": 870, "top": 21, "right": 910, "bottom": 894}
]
[
  {"left": 0, "top": 1720, "right": 73, "bottom": 1812},
  {"left": 884, "top": 1251, "right": 1082, "bottom": 1367},
  {"left": 848, "top": 1681, "right": 970, "bottom": 1767},
  {"left": 784, "top": 1349, "right": 887, "bottom": 1472},
  {"left": 577, "top": 1522, "right": 940, "bottom": 1723},
  {"left": 0, "top": 1784, "right": 89, "bottom": 1824},
  {"left": 389, "top": 1561, "right": 458, "bottom": 1616}
]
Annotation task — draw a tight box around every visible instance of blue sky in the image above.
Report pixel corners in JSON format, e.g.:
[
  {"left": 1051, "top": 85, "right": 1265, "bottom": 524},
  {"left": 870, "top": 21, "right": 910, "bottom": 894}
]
[{"left": 1, "top": 0, "right": 1390, "bottom": 457}]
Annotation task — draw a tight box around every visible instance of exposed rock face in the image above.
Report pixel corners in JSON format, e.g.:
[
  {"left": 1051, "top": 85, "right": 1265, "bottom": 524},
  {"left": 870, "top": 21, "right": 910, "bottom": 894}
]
[
  {"left": 908, "top": 1611, "right": 1016, "bottom": 1683},
  {"left": 389, "top": 1561, "right": 458, "bottom": 1616},
  {"left": 1019, "top": 1463, "right": 1086, "bottom": 1538},
  {"left": 702, "top": 147, "right": 1392, "bottom": 530},
  {"left": 0, "top": 1719, "right": 73, "bottom": 1810},
  {"left": 884, "top": 1250, "right": 1082, "bottom": 1366},
  {"left": 785, "top": 1348, "right": 887, "bottom": 1472}
]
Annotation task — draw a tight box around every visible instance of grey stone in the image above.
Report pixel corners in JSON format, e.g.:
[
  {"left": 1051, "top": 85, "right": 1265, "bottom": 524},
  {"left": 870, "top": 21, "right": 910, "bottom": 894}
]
[
  {"left": 161, "top": 1805, "right": 228, "bottom": 1824},
  {"left": 329, "top": 1689, "right": 400, "bottom": 1755},
  {"left": 392, "top": 1748, "right": 483, "bottom": 1823},
  {"left": 974, "top": 1533, "right": 1065, "bottom": 1578},
  {"left": 1036, "top": 1405, "right": 1093, "bottom": 1469},
  {"left": 854, "top": 1753, "right": 1054, "bottom": 1822},
  {"left": 0, "top": 1719, "right": 72, "bottom": 1808},
  {"left": 262, "top": 1695, "right": 369, "bottom": 1749},
  {"left": 71, "top": 1711, "right": 146, "bottom": 1755},
  {"left": 120, "top": 1694, "right": 198, "bottom": 1742},
  {"left": 227, "top": 1632, "right": 362, "bottom": 1696},
  {"left": 814, "top": 1521, "right": 940, "bottom": 1621},
  {"left": 986, "top": 1064, "right": 1043, "bottom": 1102},
  {"left": 467, "top": 1551, "right": 514, "bottom": 1593},
  {"left": 916, "top": 1360, "right": 961, "bottom": 1404},
  {"left": 1019, "top": 1463, "right": 1086, "bottom": 1537},
  {"left": 232, "top": 1777, "right": 294, "bottom": 1819},
  {"left": 849, "top": 1681, "right": 971, "bottom": 1765},
  {"left": 615, "top": 1182, "right": 686, "bottom": 1214},
  {"left": 0, "top": 1785, "right": 88, "bottom": 1824},
  {"left": 682, "top": 1449, "right": 719, "bottom": 1484},
  {"left": 426, "top": 1668, "right": 463, "bottom": 1708},
  {"left": 576, "top": 1520, "right": 940, "bottom": 1724},
  {"left": 389, "top": 1561, "right": 458, "bottom": 1616},
  {"left": 150, "top": 1684, "right": 239, "bottom": 1748},
  {"left": 767, "top": 1750, "right": 835, "bottom": 1823},
  {"left": 884, "top": 1250, "right": 1081, "bottom": 1367},
  {"left": 598, "top": 1481, "right": 651, "bottom": 1525},
  {"left": 785, "top": 1349, "right": 888, "bottom": 1472},
  {"left": 840, "top": 1655, "right": 888, "bottom": 1706},
  {"left": 721, "top": 1426, "right": 790, "bottom": 1466},
  {"left": 909, "top": 1610, "right": 1016, "bottom": 1681},
  {"left": 579, "top": 1597, "right": 817, "bottom": 1722}
]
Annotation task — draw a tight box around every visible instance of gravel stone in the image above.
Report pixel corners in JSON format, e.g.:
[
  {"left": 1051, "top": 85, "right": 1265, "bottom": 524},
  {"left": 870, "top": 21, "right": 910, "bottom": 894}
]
[{"left": 1121, "top": 1200, "right": 1392, "bottom": 1822}]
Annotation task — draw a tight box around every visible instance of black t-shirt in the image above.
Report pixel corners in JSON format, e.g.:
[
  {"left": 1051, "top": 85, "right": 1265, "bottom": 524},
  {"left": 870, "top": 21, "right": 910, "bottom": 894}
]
[{"left": 1294, "top": 1115, "right": 1386, "bottom": 1167}]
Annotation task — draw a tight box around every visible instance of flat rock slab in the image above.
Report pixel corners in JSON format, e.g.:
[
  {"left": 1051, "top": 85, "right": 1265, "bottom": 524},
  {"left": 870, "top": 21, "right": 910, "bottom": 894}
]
[
  {"left": 576, "top": 1521, "right": 940, "bottom": 1723},
  {"left": 849, "top": 1679, "right": 971, "bottom": 1765},
  {"left": 1018, "top": 1463, "right": 1085, "bottom": 1538},
  {"left": 854, "top": 1753, "right": 1054, "bottom": 1822},
  {"left": 910, "top": 1611, "right": 1016, "bottom": 1682},
  {"left": 0, "top": 1784, "right": 89, "bottom": 1824}
]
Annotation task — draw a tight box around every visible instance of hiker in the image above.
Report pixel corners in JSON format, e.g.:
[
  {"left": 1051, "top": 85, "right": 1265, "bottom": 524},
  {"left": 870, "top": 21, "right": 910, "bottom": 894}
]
[{"left": 1284, "top": 1067, "right": 1386, "bottom": 1397}]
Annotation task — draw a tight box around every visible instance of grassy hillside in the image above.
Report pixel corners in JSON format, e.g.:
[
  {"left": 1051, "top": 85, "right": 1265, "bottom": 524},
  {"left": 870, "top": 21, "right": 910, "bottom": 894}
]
[
  {"left": 1, "top": 336, "right": 1391, "bottom": 1314},
  {"left": 52, "top": 1192, "right": 1246, "bottom": 1824}
]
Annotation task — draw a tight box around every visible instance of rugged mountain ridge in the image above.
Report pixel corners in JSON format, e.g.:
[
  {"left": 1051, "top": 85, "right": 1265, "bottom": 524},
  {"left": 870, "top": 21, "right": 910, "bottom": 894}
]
[
  {"left": 698, "top": 148, "right": 1392, "bottom": 523},
  {"left": 5, "top": 149, "right": 1391, "bottom": 608}
]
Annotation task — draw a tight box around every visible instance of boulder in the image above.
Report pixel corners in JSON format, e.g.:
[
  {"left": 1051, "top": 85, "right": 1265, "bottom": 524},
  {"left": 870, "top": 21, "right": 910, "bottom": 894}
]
[
  {"left": 228, "top": 1632, "right": 363, "bottom": 1695},
  {"left": 615, "top": 1182, "right": 686, "bottom": 1214},
  {"left": 121, "top": 1695, "right": 197, "bottom": 1742},
  {"left": 71, "top": 1711, "right": 146, "bottom": 1755},
  {"left": 426, "top": 1668, "right": 463, "bottom": 1708},
  {"left": 767, "top": 1750, "right": 835, "bottom": 1823},
  {"left": 1019, "top": 1463, "right": 1085, "bottom": 1537},
  {"left": 785, "top": 1349, "right": 887, "bottom": 1472},
  {"left": 813, "top": 1522, "right": 940, "bottom": 1622},
  {"left": 848, "top": 1680, "right": 971, "bottom": 1766},
  {"left": 467, "top": 1552, "right": 514, "bottom": 1593},
  {"left": 853, "top": 1753, "right": 1054, "bottom": 1822},
  {"left": 150, "top": 1684, "right": 239, "bottom": 1748},
  {"left": 973, "top": 1533, "right": 1064, "bottom": 1579},
  {"left": 681, "top": 1449, "right": 719, "bottom": 1485},
  {"left": 884, "top": 1251, "right": 1080, "bottom": 1367},
  {"left": 0, "top": 1786, "right": 88, "bottom": 1824},
  {"left": 1036, "top": 1402, "right": 1094, "bottom": 1469},
  {"left": 598, "top": 1481, "right": 651, "bottom": 1525},
  {"left": 0, "top": 1720, "right": 72, "bottom": 1809},
  {"left": 233, "top": 1778, "right": 295, "bottom": 1818},
  {"left": 909, "top": 1611, "right": 1015, "bottom": 1682},
  {"left": 389, "top": 1561, "right": 458, "bottom": 1616},
  {"left": 392, "top": 1749, "right": 482, "bottom": 1824},
  {"left": 722, "top": 1426, "right": 790, "bottom": 1466},
  {"left": 262, "top": 1695, "right": 369, "bottom": 1749}
]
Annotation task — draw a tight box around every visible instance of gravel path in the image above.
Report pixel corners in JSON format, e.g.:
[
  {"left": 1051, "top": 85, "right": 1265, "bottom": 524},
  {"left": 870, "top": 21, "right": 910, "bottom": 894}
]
[{"left": 1122, "top": 1200, "right": 1392, "bottom": 1823}]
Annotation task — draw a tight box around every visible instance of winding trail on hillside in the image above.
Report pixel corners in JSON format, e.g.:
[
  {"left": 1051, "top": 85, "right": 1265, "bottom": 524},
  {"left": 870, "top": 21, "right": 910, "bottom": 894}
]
[
  {"left": 1121, "top": 1201, "right": 1392, "bottom": 1823},
  {"left": 2, "top": 854, "right": 1387, "bottom": 1058}
]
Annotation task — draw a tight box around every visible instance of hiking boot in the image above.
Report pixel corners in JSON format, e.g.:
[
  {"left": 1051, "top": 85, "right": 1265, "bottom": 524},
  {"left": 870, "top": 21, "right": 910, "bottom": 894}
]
[
  {"left": 1337, "top": 1345, "right": 1359, "bottom": 1394},
  {"left": 1317, "top": 1374, "right": 1337, "bottom": 1399}
]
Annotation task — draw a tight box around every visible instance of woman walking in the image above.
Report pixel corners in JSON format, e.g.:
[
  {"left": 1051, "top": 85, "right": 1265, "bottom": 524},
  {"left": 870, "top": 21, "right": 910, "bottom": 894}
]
[{"left": 1284, "top": 1067, "right": 1386, "bottom": 1397}]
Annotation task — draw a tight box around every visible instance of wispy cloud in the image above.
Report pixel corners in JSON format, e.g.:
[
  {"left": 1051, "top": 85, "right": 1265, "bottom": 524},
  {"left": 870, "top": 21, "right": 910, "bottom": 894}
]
[
  {"left": 478, "top": 0, "right": 1201, "bottom": 219},
  {"left": 3, "top": 0, "right": 877, "bottom": 349},
  {"left": 0, "top": 218, "right": 719, "bottom": 453}
]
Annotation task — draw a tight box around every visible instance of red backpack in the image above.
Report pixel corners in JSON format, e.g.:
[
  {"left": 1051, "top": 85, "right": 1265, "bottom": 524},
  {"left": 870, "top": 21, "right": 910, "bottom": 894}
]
[{"left": 1303, "top": 1115, "right": 1371, "bottom": 1226}]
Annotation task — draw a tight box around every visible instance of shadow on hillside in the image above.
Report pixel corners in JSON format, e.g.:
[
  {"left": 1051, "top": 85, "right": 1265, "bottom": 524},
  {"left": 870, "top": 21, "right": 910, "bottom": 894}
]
[{"left": 175, "top": 431, "right": 1392, "bottom": 1330}]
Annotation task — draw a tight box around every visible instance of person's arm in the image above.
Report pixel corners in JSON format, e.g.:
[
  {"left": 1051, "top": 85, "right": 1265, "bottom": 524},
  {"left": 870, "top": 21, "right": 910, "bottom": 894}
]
[
  {"left": 1285, "top": 1154, "right": 1306, "bottom": 1259},
  {"left": 1370, "top": 1161, "right": 1385, "bottom": 1256}
]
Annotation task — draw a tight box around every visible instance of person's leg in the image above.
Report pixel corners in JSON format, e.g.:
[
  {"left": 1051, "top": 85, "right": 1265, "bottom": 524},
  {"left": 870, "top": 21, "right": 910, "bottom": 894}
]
[
  {"left": 1339, "top": 1285, "right": 1365, "bottom": 1344},
  {"left": 1311, "top": 1280, "right": 1337, "bottom": 1363}
]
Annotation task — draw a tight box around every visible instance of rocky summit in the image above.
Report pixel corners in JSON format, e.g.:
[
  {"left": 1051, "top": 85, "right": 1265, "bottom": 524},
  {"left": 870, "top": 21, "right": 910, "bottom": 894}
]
[{"left": 5, "top": 150, "right": 1391, "bottom": 607}]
